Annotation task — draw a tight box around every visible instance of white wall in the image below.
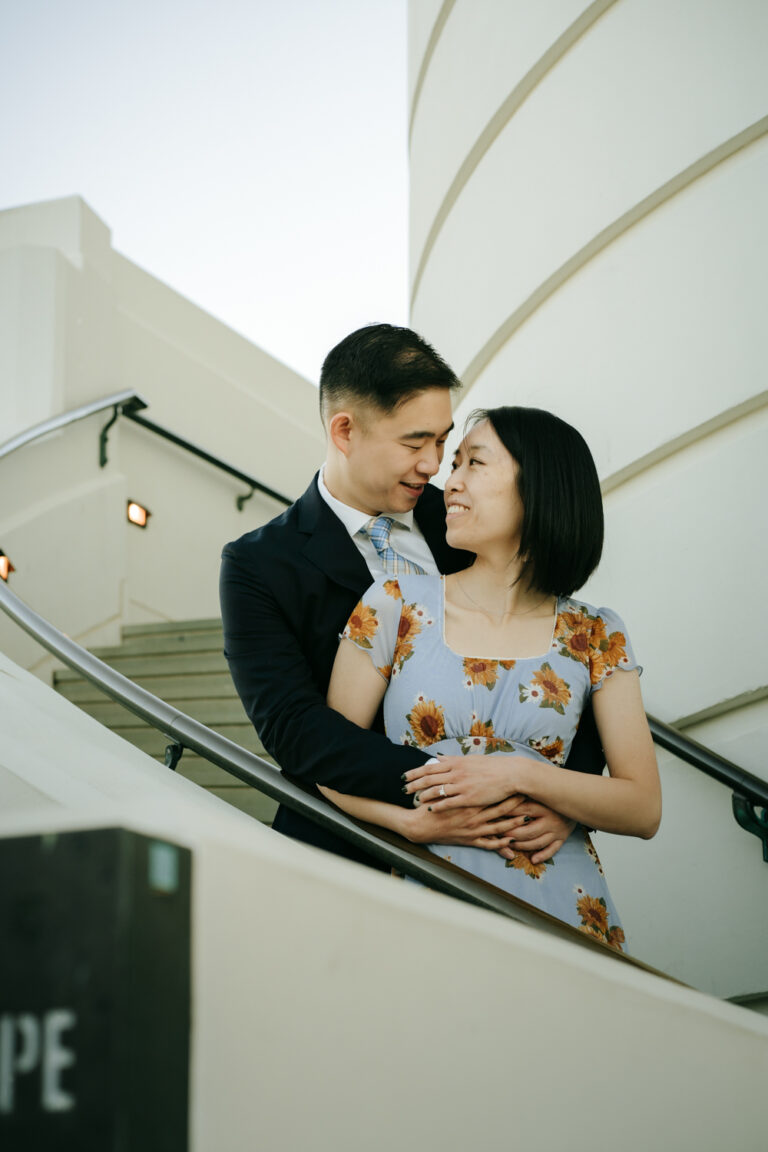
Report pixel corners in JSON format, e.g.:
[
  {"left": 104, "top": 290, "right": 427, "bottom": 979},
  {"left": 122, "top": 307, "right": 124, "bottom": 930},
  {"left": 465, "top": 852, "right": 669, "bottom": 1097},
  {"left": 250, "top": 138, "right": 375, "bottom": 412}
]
[
  {"left": 0, "top": 197, "right": 325, "bottom": 676},
  {"left": 2, "top": 651, "right": 768, "bottom": 1151},
  {"left": 408, "top": 0, "right": 768, "bottom": 992}
]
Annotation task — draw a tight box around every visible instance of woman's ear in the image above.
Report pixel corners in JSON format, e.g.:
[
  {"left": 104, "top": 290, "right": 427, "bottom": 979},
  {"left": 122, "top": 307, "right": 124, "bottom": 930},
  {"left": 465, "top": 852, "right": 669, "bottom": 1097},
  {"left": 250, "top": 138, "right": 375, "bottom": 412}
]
[{"left": 328, "top": 411, "right": 355, "bottom": 457}]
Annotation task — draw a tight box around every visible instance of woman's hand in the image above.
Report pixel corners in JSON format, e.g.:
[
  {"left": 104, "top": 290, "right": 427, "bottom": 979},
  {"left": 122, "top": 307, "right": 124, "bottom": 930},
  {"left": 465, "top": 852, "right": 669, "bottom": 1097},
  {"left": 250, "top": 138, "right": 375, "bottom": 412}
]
[
  {"left": 500, "top": 801, "right": 577, "bottom": 864},
  {"left": 402, "top": 754, "right": 527, "bottom": 810},
  {"left": 402, "top": 795, "right": 527, "bottom": 849}
]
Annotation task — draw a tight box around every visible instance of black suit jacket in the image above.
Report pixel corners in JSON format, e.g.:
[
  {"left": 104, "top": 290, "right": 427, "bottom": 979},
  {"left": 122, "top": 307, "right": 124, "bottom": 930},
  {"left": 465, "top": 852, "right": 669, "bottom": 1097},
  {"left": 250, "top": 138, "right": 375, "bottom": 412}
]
[{"left": 219, "top": 477, "right": 473, "bottom": 866}]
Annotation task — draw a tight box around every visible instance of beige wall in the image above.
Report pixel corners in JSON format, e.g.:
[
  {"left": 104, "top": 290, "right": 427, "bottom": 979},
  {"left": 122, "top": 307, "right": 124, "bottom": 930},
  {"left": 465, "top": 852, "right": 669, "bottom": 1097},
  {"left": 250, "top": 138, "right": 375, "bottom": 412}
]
[
  {"left": 408, "top": 0, "right": 768, "bottom": 993},
  {"left": 0, "top": 197, "right": 325, "bottom": 676},
  {"left": 2, "top": 651, "right": 768, "bottom": 1151}
]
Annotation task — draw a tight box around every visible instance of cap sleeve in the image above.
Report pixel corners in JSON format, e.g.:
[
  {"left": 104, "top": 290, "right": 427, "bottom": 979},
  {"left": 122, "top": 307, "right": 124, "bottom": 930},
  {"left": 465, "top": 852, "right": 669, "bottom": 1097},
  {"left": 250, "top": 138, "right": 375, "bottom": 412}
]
[
  {"left": 589, "top": 605, "right": 642, "bottom": 692},
  {"left": 340, "top": 578, "right": 404, "bottom": 682}
]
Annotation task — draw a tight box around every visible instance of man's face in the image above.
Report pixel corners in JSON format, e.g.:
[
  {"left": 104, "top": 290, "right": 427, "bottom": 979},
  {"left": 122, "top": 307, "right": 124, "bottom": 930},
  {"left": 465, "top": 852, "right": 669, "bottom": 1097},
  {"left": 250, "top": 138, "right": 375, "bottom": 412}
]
[{"left": 344, "top": 388, "right": 454, "bottom": 515}]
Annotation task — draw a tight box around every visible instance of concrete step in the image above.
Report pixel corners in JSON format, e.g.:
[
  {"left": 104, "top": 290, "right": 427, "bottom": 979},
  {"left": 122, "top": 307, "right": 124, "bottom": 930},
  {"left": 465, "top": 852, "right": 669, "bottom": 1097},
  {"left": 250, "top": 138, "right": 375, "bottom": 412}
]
[
  {"left": 87, "top": 631, "right": 225, "bottom": 660},
  {"left": 55, "top": 650, "right": 229, "bottom": 681},
  {"left": 121, "top": 618, "right": 222, "bottom": 639},
  {"left": 57, "top": 671, "right": 237, "bottom": 705},
  {"left": 54, "top": 616, "right": 279, "bottom": 827},
  {"left": 62, "top": 696, "right": 252, "bottom": 729}
]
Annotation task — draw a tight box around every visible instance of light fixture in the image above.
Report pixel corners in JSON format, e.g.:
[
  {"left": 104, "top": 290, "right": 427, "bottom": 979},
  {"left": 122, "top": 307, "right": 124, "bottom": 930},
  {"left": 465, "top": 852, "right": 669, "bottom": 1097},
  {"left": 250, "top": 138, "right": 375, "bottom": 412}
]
[
  {"left": 0, "top": 551, "right": 15, "bottom": 582},
  {"left": 127, "top": 501, "right": 151, "bottom": 528}
]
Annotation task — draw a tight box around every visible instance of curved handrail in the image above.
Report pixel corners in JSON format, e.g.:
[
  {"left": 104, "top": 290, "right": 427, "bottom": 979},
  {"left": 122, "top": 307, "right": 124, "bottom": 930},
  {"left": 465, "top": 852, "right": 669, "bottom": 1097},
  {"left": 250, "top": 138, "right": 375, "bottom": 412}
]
[
  {"left": 0, "top": 390, "right": 147, "bottom": 460},
  {"left": 0, "top": 390, "right": 292, "bottom": 509},
  {"left": 0, "top": 579, "right": 657, "bottom": 967}
]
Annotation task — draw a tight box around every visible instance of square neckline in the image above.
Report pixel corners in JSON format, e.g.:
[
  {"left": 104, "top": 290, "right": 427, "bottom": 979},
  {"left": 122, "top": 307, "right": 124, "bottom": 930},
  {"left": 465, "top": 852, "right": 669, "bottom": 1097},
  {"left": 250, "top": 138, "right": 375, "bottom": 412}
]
[{"left": 438, "top": 575, "right": 560, "bottom": 662}]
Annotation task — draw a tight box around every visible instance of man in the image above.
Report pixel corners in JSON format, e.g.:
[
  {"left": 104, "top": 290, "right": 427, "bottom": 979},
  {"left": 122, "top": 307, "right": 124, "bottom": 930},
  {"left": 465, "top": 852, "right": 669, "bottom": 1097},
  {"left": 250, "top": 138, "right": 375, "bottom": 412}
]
[{"left": 220, "top": 324, "right": 589, "bottom": 868}]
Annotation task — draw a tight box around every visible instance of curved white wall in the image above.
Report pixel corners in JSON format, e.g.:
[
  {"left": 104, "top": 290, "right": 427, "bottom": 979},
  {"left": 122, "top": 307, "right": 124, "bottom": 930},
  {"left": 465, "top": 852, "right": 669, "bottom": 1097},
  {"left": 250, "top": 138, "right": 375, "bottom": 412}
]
[
  {"left": 409, "top": 0, "right": 768, "bottom": 985},
  {"left": 409, "top": 0, "right": 767, "bottom": 724}
]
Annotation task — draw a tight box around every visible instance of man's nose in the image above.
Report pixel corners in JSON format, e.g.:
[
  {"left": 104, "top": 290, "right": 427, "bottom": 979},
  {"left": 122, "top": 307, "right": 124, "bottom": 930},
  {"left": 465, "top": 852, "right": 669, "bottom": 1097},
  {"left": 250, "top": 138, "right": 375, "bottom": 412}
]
[{"left": 416, "top": 444, "right": 440, "bottom": 476}]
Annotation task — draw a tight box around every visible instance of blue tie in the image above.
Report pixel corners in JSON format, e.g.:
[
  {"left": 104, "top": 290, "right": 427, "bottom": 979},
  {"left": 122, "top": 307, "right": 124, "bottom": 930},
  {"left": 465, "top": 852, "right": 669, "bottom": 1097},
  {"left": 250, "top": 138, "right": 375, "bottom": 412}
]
[{"left": 364, "top": 516, "right": 426, "bottom": 575}]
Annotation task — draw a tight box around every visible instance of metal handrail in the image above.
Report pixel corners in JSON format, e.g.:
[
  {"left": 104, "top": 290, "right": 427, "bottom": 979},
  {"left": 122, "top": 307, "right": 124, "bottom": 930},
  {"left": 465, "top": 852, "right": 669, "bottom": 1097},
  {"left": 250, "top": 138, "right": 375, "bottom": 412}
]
[
  {"left": 0, "top": 390, "right": 146, "bottom": 460},
  {"left": 0, "top": 390, "right": 292, "bottom": 509},
  {"left": 648, "top": 715, "right": 767, "bottom": 809},
  {"left": 0, "top": 579, "right": 657, "bottom": 969}
]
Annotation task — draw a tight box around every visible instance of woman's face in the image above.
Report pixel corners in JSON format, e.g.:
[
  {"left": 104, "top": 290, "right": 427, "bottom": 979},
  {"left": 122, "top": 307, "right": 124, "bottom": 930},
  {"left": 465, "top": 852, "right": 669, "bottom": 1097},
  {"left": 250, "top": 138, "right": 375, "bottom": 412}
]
[{"left": 444, "top": 420, "right": 524, "bottom": 556}]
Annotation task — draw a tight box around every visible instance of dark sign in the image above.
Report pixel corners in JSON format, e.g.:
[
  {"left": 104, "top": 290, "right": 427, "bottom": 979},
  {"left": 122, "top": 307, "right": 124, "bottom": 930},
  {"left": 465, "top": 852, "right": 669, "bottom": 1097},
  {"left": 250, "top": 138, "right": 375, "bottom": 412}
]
[{"left": 0, "top": 827, "right": 191, "bottom": 1150}]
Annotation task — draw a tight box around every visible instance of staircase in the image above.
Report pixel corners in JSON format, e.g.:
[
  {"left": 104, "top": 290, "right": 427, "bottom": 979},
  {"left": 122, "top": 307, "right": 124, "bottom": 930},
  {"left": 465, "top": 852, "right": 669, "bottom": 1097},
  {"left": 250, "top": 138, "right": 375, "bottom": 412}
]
[{"left": 54, "top": 618, "right": 278, "bottom": 824}]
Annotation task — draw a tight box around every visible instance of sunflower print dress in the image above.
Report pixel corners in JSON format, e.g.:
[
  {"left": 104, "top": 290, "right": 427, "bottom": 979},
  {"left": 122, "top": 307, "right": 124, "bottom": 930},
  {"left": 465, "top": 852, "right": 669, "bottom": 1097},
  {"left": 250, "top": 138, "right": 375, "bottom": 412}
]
[{"left": 342, "top": 575, "right": 640, "bottom": 952}]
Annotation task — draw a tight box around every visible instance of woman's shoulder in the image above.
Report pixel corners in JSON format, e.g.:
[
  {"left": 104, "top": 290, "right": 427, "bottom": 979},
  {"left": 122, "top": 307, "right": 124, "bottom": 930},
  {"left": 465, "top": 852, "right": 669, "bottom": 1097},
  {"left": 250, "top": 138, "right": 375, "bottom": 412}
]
[{"left": 558, "top": 595, "right": 628, "bottom": 632}]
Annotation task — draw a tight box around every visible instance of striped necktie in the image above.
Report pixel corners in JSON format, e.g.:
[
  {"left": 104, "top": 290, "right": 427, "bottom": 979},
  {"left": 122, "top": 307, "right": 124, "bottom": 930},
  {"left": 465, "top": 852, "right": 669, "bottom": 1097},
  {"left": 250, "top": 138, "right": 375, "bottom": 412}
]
[{"left": 363, "top": 516, "right": 426, "bottom": 576}]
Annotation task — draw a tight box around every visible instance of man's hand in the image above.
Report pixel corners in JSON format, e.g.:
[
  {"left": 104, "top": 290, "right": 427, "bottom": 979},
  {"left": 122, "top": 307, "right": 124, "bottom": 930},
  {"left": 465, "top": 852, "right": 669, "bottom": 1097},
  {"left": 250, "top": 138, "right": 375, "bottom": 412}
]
[
  {"left": 400, "top": 795, "right": 526, "bottom": 850},
  {"left": 500, "top": 800, "right": 577, "bottom": 864}
]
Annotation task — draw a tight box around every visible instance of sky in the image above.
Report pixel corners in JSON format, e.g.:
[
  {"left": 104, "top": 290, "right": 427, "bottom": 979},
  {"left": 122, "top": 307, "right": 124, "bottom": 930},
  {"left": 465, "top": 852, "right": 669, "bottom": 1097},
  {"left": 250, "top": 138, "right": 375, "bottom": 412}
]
[{"left": 1, "top": 0, "right": 409, "bottom": 383}]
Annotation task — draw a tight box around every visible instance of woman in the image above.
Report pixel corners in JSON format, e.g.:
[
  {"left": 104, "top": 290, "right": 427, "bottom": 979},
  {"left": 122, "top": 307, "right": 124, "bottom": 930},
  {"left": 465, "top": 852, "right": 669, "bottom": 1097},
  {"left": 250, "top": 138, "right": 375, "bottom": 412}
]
[{"left": 322, "top": 406, "right": 661, "bottom": 951}]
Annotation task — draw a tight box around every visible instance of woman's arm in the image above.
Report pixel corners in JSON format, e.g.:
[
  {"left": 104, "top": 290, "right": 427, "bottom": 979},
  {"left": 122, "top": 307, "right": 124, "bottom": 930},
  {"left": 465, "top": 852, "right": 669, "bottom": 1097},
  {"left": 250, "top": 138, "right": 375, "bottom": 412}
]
[
  {"left": 325, "top": 639, "right": 525, "bottom": 847},
  {"left": 403, "top": 670, "right": 661, "bottom": 839}
]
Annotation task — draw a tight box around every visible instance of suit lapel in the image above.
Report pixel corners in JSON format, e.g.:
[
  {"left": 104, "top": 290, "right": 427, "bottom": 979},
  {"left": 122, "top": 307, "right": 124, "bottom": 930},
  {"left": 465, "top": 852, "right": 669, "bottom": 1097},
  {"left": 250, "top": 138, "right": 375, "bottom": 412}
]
[{"left": 297, "top": 476, "right": 372, "bottom": 594}]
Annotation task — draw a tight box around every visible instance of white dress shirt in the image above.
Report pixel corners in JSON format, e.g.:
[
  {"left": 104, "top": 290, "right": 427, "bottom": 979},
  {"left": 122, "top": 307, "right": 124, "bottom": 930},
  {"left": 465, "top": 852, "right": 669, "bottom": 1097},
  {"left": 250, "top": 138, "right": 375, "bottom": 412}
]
[{"left": 317, "top": 468, "right": 439, "bottom": 578}]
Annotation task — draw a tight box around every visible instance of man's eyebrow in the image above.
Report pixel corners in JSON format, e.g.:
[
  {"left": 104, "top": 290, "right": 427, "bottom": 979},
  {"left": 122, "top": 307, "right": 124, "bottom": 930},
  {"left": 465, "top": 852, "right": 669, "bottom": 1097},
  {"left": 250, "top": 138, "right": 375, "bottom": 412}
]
[{"left": 402, "top": 423, "right": 454, "bottom": 440}]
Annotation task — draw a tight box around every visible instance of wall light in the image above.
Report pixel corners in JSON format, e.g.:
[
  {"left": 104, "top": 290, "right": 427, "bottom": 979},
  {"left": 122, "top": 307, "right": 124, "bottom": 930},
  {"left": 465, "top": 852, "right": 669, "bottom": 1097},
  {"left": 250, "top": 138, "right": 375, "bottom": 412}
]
[
  {"left": 0, "top": 551, "right": 15, "bottom": 582},
  {"left": 127, "top": 501, "right": 151, "bottom": 529}
]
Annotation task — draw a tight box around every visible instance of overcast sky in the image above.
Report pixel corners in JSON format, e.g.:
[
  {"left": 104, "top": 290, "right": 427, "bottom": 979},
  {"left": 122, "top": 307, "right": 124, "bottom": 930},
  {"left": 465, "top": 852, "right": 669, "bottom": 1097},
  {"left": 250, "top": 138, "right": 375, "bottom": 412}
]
[{"left": 1, "top": 0, "right": 409, "bottom": 383}]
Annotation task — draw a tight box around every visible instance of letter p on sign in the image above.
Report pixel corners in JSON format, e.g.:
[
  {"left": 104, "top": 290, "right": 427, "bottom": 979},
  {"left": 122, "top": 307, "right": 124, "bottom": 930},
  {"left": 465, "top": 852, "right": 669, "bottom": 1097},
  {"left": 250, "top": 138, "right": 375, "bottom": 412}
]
[{"left": 0, "top": 1011, "right": 76, "bottom": 1114}]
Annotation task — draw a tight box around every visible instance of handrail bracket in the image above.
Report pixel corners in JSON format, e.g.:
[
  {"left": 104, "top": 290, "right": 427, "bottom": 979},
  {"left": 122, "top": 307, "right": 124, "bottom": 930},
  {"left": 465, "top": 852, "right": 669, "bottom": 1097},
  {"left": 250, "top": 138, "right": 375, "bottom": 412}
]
[
  {"left": 732, "top": 794, "right": 768, "bottom": 862},
  {"left": 99, "top": 406, "right": 120, "bottom": 468},
  {"left": 164, "top": 742, "right": 185, "bottom": 771},
  {"left": 236, "top": 487, "right": 255, "bottom": 511}
]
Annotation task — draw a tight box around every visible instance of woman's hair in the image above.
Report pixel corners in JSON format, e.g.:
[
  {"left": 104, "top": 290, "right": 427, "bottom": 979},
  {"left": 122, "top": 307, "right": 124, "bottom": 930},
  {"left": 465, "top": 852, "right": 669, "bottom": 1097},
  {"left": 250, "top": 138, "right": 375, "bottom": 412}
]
[{"left": 473, "top": 406, "right": 604, "bottom": 596}]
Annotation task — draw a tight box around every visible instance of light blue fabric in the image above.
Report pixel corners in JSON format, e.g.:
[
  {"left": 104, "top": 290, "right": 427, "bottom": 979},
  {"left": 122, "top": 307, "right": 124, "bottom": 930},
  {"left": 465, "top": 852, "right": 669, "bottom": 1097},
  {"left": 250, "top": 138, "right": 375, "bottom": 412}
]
[
  {"left": 362, "top": 516, "right": 427, "bottom": 576},
  {"left": 343, "top": 575, "right": 641, "bottom": 952}
]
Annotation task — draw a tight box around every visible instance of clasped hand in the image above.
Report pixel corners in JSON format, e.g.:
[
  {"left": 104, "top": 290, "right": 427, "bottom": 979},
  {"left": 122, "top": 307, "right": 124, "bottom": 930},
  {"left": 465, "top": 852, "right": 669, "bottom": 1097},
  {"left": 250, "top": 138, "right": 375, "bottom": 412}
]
[{"left": 403, "top": 754, "right": 576, "bottom": 865}]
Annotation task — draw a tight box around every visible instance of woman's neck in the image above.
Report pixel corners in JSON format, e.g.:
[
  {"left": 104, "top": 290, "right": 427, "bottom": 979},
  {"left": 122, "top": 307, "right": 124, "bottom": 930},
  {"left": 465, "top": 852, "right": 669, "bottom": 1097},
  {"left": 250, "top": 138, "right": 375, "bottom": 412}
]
[{"left": 452, "top": 558, "right": 553, "bottom": 622}]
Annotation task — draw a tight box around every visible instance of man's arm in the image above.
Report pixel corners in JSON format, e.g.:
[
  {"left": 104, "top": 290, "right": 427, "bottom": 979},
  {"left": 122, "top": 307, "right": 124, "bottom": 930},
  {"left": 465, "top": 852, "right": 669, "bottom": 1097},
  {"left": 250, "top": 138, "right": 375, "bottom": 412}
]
[{"left": 220, "top": 541, "right": 430, "bottom": 806}]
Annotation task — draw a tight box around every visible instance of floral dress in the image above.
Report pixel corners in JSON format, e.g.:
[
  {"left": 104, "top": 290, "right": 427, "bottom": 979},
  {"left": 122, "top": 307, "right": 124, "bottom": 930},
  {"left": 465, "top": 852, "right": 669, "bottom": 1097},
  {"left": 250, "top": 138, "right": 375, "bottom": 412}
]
[{"left": 342, "top": 575, "right": 641, "bottom": 952}]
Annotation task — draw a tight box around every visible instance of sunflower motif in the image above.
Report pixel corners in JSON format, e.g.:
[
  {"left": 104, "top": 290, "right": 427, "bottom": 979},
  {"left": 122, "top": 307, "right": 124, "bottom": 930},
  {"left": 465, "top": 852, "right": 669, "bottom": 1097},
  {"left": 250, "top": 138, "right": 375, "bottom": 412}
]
[
  {"left": 343, "top": 601, "right": 378, "bottom": 648},
  {"left": 377, "top": 664, "right": 392, "bottom": 681},
  {"left": 554, "top": 612, "right": 594, "bottom": 668},
  {"left": 527, "top": 735, "right": 565, "bottom": 766},
  {"left": 458, "top": 716, "right": 513, "bottom": 755},
  {"left": 505, "top": 851, "right": 549, "bottom": 879},
  {"left": 584, "top": 837, "right": 605, "bottom": 875},
  {"left": 600, "top": 629, "right": 627, "bottom": 668},
  {"left": 405, "top": 696, "right": 446, "bottom": 748},
  {"left": 393, "top": 603, "right": 424, "bottom": 669},
  {"left": 519, "top": 663, "right": 571, "bottom": 714},
  {"left": 606, "top": 926, "right": 626, "bottom": 952},
  {"left": 463, "top": 658, "right": 500, "bottom": 690},
  {"left": 589, "top": 649, "right": 609, "bottom": 686},
  {"left": 576, "top": 893, "right": 609, "bottom": 936},
  {"left": 383, "top": 579, "right": 403, "bottom": 600}
]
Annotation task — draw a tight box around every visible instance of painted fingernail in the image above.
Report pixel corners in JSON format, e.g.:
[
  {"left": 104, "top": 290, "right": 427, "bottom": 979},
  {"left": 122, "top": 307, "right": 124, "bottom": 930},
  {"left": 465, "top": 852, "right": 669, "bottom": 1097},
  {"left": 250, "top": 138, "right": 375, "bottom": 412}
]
[
  {"left": 523, "top": 816, "right": 532, "bottom": 824},
  {"left": 400, "top": 773, "right": 407, "bottom": 781}
]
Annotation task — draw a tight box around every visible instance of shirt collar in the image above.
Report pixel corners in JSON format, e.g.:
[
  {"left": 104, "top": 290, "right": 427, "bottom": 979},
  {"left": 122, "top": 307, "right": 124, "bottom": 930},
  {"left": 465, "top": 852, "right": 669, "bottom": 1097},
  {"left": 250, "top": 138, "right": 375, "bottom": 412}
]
[{"left": 317, "top": 467, "right": 415, "bottom": 536}]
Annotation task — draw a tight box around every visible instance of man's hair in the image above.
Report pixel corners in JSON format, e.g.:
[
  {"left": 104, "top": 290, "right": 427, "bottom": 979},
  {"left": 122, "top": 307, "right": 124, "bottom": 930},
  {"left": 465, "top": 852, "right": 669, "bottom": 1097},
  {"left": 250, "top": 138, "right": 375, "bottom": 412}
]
[
  {"left": 474, "top": 406, "right": 604, "bottom": 597},
  {"left": 319, "top": 323, "right": 460, "bottom": 421}
]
